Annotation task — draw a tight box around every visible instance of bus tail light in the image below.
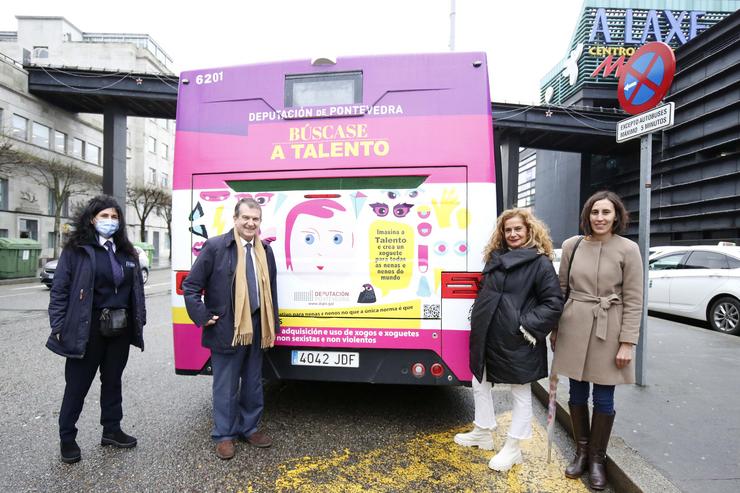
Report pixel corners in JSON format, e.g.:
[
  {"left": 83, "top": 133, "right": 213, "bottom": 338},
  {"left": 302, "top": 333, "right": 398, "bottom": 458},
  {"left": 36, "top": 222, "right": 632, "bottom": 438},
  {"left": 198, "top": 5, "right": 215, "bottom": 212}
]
[
  {"left": 411, "top": 363, "right": 425, "bottom": 378},
  {"left": 430, "top": 363, "right": 444, "bottom": 378},
  {"left": 441, "top": 272, "right": 482, "bottom": 299},
  {"left": 175, "top": 271, "right": 189, "bottom": 295}
]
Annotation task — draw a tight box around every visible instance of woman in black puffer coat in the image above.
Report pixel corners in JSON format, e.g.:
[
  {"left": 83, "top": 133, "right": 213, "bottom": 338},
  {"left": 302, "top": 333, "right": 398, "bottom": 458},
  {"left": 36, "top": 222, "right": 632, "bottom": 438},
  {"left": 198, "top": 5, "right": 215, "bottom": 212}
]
[{"left": 454, "top": 208, "right": 563, "bottom": 472}]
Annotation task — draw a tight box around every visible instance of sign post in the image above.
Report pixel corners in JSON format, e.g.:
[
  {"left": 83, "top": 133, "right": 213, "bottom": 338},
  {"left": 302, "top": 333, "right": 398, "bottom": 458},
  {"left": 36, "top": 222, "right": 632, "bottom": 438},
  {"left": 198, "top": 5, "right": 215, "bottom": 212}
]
[
  {"left": 636, "top": 134, "right": 651, "bottom": 386},
  {"left": 616, "top": 42, "right": 676, "bottom": 386}
]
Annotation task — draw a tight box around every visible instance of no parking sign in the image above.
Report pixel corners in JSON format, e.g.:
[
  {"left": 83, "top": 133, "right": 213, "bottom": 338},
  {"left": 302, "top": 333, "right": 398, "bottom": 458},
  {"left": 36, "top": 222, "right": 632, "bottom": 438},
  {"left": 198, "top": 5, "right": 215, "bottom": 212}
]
[{"left": 617, "top": 42, "right": 676, "bottom": 115}]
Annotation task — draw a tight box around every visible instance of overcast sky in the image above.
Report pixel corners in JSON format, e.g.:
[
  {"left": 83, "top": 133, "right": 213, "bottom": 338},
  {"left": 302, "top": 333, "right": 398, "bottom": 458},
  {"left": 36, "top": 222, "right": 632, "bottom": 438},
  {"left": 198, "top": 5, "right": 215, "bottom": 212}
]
[{"left": 1, "top": 0, "right": 584, "bottom": 104}]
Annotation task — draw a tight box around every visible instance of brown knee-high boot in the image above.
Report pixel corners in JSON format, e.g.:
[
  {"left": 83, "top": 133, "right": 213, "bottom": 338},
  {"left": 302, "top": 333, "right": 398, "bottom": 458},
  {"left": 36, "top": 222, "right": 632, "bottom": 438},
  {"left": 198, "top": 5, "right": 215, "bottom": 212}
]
[
  {"left": 589, "top": 411, "right": 615, "bottom": 491},
  {"left": 565, "top": 403, "right": 590, "bottom": 478}
]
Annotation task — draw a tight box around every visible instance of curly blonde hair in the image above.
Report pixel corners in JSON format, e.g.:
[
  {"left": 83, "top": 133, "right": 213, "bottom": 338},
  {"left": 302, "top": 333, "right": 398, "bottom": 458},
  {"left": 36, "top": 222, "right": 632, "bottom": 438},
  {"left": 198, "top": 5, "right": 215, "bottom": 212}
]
[{"left": 482, "top": 208, "right": 555, "bottom": 261}]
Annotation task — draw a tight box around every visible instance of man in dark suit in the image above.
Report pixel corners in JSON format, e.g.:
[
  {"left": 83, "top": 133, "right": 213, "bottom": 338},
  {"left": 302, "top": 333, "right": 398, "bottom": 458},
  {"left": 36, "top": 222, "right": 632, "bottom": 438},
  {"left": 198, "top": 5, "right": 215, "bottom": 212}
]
[{"left": 183, "top": 197, "right": 279, "bottom": 460}]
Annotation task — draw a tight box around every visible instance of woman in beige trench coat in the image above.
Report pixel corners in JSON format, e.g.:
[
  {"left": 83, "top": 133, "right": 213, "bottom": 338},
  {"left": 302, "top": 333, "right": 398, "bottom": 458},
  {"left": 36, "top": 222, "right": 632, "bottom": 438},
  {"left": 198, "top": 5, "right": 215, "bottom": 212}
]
[{"left": 550, "top": 191, "right": 643, "bottom": 491}]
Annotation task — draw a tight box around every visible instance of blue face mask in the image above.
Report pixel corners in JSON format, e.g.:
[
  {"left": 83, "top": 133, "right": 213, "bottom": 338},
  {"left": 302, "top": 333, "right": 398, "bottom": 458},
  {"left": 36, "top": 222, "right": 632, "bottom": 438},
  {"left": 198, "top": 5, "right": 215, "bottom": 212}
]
[{"left": 95, "top": 218, "right": 119, "bottom": 238}]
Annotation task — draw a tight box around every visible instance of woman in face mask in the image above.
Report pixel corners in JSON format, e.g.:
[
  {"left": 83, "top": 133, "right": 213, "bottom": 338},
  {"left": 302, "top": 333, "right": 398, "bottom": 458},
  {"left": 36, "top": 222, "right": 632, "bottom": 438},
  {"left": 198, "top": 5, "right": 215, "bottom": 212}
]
[{"left": 46, "top": 195, "right": 147, "bottom": 464}]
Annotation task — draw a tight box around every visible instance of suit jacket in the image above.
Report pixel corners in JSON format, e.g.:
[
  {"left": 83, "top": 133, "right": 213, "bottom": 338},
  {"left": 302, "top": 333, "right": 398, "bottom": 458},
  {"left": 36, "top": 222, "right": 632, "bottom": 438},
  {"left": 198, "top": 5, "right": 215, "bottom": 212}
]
[{"left": 182, "top": 229, "right": 279, "bottom": 353}]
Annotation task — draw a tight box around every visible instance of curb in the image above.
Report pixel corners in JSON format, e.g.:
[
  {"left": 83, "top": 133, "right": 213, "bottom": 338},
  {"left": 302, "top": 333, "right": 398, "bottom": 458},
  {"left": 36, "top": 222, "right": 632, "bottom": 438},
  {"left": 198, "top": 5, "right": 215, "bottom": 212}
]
[
  {"left": 0, "top": 276, "right": 40, "bottom": 286},
  {"left": 532, "top": 380, "right": 681, "bottom": 493}
]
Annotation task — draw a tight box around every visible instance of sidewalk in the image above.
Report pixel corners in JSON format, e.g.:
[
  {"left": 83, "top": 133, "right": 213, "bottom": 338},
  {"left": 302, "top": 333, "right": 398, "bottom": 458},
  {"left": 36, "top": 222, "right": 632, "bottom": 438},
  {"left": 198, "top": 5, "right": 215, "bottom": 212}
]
[
  {"left": 150, "top": 257, "right": 171, "bottom": 270},
  {"left": 533, "top": 316, "right": 740, "bottom": 493}
]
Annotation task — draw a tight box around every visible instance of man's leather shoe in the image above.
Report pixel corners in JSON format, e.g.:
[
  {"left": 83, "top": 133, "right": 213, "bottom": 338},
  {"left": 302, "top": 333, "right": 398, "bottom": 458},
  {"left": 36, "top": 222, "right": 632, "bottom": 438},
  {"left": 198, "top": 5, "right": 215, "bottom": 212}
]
[
  {"left": 60, "top": 440, "right": 81, "bottom": 464},
  {"left": 215, "top": 440, "right": 235, "bottom": 460},
  {"left": 101, "top": 430, "right": 137, "bottom": 448},
  {"left": 246, "top": 430, "right": 272, "bottom": 448}
]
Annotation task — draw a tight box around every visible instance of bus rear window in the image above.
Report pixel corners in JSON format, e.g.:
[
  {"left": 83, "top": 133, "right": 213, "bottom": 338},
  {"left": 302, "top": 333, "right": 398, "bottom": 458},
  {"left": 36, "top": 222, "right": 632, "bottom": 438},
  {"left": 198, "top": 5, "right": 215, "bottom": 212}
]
[{"left": 285, "top": 71, "right": 362, "bottom": 108}]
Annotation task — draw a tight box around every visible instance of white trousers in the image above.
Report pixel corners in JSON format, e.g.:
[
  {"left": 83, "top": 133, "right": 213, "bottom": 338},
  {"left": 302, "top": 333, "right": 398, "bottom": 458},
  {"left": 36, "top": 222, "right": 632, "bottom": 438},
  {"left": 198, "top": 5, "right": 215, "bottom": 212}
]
[{"left": 472, "top": 377, "right": 533, "bottom": 440}]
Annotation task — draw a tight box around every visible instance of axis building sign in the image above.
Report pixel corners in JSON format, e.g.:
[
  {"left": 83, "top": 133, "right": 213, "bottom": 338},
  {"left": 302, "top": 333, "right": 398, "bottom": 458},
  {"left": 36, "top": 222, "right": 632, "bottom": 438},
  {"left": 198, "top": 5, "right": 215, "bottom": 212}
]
[
  {"left": 540, "top": 3, "right": 733, "bottom": 105},
  {"left": 616, "top": 102, "right": 674, "bottom": 142}
]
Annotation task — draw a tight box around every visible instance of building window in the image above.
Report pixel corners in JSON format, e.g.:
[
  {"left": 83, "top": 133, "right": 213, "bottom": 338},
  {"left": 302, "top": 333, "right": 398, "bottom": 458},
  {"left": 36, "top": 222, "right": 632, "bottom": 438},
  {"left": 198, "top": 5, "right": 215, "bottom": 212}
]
[
  {"left": 48, "top": 189, "right": 69, "bottom": 217},
  {"left": 19, "top": 218, "right": 38, "bottom": 241},
  {"left": 32, "top": 46, "right": 49, "bottom": 59},
  {"left": 47, "top": 231, "right": 56, "bottom": 249},
  {"left": 54, "top": 131, "right": 67, "bottom": 154},
  {"left": 147, "top": 136, "right": 156, "bottom": 153},
  {"left": 86, "top": 143, "right": 101, "bottom": 165},
  {"left": 32, "top": 122, "right": 51, "bottom": 148},
  {"left": 517, "top": 153, "right": 537, "bottom": 208},
  {"left": 72, "top": 138, "right": 84, "bottom": 159},
  {"left": 160, "top": 172, "right": 169, "bottom": 188},
  {"left": 160, "top": 143, "right": 169, "bottom": 159},
  {"left": 0, "top": 178, "right": 7, "bottom": 209},
  {"left": 0, "top": 229, "right": 8, "bottom": 238},
  {"left": 148, "top": 167, "right": 157, "bottom": 185},
  {"left": 11, "top": 114, "right": 28, "bottom": 140}
]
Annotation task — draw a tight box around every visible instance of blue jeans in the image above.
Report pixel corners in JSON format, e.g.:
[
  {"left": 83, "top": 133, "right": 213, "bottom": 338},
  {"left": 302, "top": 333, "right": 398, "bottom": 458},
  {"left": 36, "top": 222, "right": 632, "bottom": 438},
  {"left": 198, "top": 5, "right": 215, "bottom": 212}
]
[{"left": 569, "top": 379, "right": 615, "bottom": 415}]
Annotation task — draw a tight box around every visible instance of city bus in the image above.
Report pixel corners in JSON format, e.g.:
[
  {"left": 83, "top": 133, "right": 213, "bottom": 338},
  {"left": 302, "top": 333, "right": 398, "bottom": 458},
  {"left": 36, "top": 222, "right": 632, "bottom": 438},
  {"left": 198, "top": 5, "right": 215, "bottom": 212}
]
[{"left": 172, "top": 52, "right": 495, "bottom": 385}]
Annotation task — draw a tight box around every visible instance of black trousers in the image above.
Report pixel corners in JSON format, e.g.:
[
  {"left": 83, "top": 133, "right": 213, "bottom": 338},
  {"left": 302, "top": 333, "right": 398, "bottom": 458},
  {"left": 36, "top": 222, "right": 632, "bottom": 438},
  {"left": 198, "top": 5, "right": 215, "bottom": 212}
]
[{"left": 58, "top": 316, "right": 131, "bottom": 442}]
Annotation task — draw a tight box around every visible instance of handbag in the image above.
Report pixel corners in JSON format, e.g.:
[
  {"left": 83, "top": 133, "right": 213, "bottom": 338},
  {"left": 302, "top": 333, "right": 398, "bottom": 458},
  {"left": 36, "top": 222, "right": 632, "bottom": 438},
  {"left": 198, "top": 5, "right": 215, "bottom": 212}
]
[
  {"left": 564, "top": 236, "right": 584, "bottom": 302},
  {"left": 99, "top": 308, "right": 128, "bottom": 337}
]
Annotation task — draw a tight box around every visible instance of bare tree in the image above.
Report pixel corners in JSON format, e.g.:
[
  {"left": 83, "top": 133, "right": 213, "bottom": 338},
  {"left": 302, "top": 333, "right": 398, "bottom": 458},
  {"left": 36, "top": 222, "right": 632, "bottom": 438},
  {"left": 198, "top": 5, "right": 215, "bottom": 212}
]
[
  {"left": 156, "top": 191, "right": 173, "bottom": 260},
  {"left": 127, "top": 185, "right": 169, "bottom": 242},
  {"left": 0, "top": 139, "right": 102, "bottom": 258}
]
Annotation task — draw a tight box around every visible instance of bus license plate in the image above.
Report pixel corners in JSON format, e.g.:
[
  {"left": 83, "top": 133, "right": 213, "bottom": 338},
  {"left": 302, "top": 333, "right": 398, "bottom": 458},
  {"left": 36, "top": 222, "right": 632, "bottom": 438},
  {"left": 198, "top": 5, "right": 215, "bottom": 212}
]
[{"left": 291, "top": 350, "right": 359, "bottom": 368}]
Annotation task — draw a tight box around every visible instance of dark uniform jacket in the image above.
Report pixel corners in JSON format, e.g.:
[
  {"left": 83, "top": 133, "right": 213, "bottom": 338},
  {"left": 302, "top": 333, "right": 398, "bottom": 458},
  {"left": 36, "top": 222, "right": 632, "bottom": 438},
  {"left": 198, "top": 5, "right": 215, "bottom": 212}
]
[
  {"left": 469, "top": 247, "right": 563, "bottom": 384},
  {"left": 47, "top": 243, "right": 146, "bottom": 358}
]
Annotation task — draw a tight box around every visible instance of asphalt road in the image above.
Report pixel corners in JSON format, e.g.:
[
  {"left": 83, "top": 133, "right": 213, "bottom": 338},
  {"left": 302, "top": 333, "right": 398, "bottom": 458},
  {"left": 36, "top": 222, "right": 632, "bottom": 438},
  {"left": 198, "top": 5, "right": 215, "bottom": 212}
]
[{"left": 0, "top": 270, "right": 609, "bottom": 492}]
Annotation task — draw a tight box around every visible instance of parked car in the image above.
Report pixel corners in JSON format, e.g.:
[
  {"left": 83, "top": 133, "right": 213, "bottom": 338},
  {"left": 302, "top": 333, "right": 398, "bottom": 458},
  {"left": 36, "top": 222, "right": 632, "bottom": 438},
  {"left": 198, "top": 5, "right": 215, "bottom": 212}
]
[
  {"left": 552, "top": 248, "right": 562, "bottom": 273},
  {"left": 648, "top": 245, "right": 740, "bottom": 335},
  {"left": 40, "top": 245, "right": 150, "bottom": 288}
]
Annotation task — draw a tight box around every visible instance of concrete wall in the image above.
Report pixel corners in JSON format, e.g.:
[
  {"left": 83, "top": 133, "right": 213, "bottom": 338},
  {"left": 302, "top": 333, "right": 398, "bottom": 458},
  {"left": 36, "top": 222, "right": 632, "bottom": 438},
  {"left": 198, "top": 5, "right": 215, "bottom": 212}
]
[{"left": 533, "top": 150, "right": 582, "bottom": 247}]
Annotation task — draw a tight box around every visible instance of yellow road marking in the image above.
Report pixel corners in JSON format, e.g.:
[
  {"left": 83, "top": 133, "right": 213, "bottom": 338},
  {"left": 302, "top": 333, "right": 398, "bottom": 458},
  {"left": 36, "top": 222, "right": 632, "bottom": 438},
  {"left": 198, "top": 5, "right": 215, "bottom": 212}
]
[{"left": 245, "top": 413, "right": 592, "bottom": 492}]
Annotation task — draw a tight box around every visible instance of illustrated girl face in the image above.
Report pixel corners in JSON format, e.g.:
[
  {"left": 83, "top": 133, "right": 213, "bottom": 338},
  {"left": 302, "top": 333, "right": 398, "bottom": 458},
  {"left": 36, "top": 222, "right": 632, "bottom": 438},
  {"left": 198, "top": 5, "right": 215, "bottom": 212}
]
[
  {"left": 590, "top": 198, "right": 616, "bottom": 236},
  {"left": 285, "top": 199, "right": 354, "bottom": 272},
  {"left": 504, "top": 215, "right": 528, "bottom": 249}
]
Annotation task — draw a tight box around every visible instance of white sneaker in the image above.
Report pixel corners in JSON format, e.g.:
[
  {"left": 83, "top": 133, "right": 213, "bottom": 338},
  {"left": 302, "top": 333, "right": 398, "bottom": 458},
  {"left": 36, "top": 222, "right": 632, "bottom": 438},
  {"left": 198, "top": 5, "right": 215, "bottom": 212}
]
[
  {"left": 454, "top": 425, "right": 495, "bottom": 450},
  {"left": 488, "top": 437, "right": 523, "bottom": 471}
]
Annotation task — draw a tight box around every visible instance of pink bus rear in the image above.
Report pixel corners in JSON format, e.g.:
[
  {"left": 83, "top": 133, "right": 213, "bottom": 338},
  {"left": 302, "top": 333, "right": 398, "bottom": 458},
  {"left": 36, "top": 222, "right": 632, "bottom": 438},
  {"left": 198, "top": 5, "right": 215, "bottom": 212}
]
[{"left": 172, "top": 52, "right": 495, "bottom": 385}]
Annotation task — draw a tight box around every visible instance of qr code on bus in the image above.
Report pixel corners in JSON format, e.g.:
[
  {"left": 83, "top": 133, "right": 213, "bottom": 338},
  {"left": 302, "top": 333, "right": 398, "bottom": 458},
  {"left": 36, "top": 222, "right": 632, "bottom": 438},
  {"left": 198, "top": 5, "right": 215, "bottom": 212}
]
[{"left": 423, "top": 304, "right": 441, "bottom": 319}]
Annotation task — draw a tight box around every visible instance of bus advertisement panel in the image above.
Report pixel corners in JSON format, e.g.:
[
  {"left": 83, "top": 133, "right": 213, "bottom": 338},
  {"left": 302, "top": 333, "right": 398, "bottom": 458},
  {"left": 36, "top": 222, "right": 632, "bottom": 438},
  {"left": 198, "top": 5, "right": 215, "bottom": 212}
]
[{"left": 172, "top": 52, "right": 495, "bottom": 385}]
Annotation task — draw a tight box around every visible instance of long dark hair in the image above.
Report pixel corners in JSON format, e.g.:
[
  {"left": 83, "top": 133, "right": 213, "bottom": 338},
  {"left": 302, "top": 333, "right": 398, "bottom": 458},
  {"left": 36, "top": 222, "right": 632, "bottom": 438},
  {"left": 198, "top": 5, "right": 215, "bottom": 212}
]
[
  {"left": 580, "top": 190, "right": 630, "bottom": 235},
  {"left": 65, "top": 195, "right": 136, "bottom": 257}
]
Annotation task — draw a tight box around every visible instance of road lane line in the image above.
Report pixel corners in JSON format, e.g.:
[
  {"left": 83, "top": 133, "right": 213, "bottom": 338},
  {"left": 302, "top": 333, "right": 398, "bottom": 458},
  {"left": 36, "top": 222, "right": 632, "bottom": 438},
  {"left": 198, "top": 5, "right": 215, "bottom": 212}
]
[
  {"left": 11, "top": 285, "right": 47, "bottom": 291},
  {"left": 0, "top": 292, "right": 48, "bottom": 299},
  {"left": 251, "top": 414, "right": 593, "bottom": 493},
  {"left": 145, "top": 282, "right": 170, "bottom": 288}
]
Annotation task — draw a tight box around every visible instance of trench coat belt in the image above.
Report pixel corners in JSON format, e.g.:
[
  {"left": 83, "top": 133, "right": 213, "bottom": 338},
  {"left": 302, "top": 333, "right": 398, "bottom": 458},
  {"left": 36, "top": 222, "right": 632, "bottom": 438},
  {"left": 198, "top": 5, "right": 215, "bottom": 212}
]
[{"left": 568, "top": 291, "right": 622, "bottom": 341}]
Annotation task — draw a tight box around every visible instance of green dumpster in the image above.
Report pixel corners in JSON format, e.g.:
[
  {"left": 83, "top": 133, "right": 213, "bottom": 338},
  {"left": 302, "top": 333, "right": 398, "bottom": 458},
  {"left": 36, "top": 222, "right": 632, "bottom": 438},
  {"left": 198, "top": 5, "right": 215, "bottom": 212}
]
[
  {"left": 0, "top": 238, "right": 42, "bottom": 279},
  {"left": 134, "top": 242, "right": 154, "bottom": 267}
]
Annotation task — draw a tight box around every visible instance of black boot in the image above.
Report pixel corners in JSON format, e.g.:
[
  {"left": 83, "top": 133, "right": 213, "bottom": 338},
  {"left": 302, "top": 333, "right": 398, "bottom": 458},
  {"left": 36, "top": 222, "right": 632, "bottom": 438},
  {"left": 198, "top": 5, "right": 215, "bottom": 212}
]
[
  {"left": 564, "top": 403, "right": 590, "bottom": 478},
  {"left": 60, "top": 440, "right": 81, "bottom": 464},
  {"left": 589, "top": 411, "right": 615, "bottom": 491},
  {"left": 101, "top": 430, "right": 137, "bottom": 448}
]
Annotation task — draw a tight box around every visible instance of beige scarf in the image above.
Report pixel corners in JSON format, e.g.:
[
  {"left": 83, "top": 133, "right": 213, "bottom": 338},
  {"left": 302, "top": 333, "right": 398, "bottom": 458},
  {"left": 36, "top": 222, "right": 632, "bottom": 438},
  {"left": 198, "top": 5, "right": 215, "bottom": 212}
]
[{"left": 232, "top": 228, "right": 276, "bottom": 348}]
